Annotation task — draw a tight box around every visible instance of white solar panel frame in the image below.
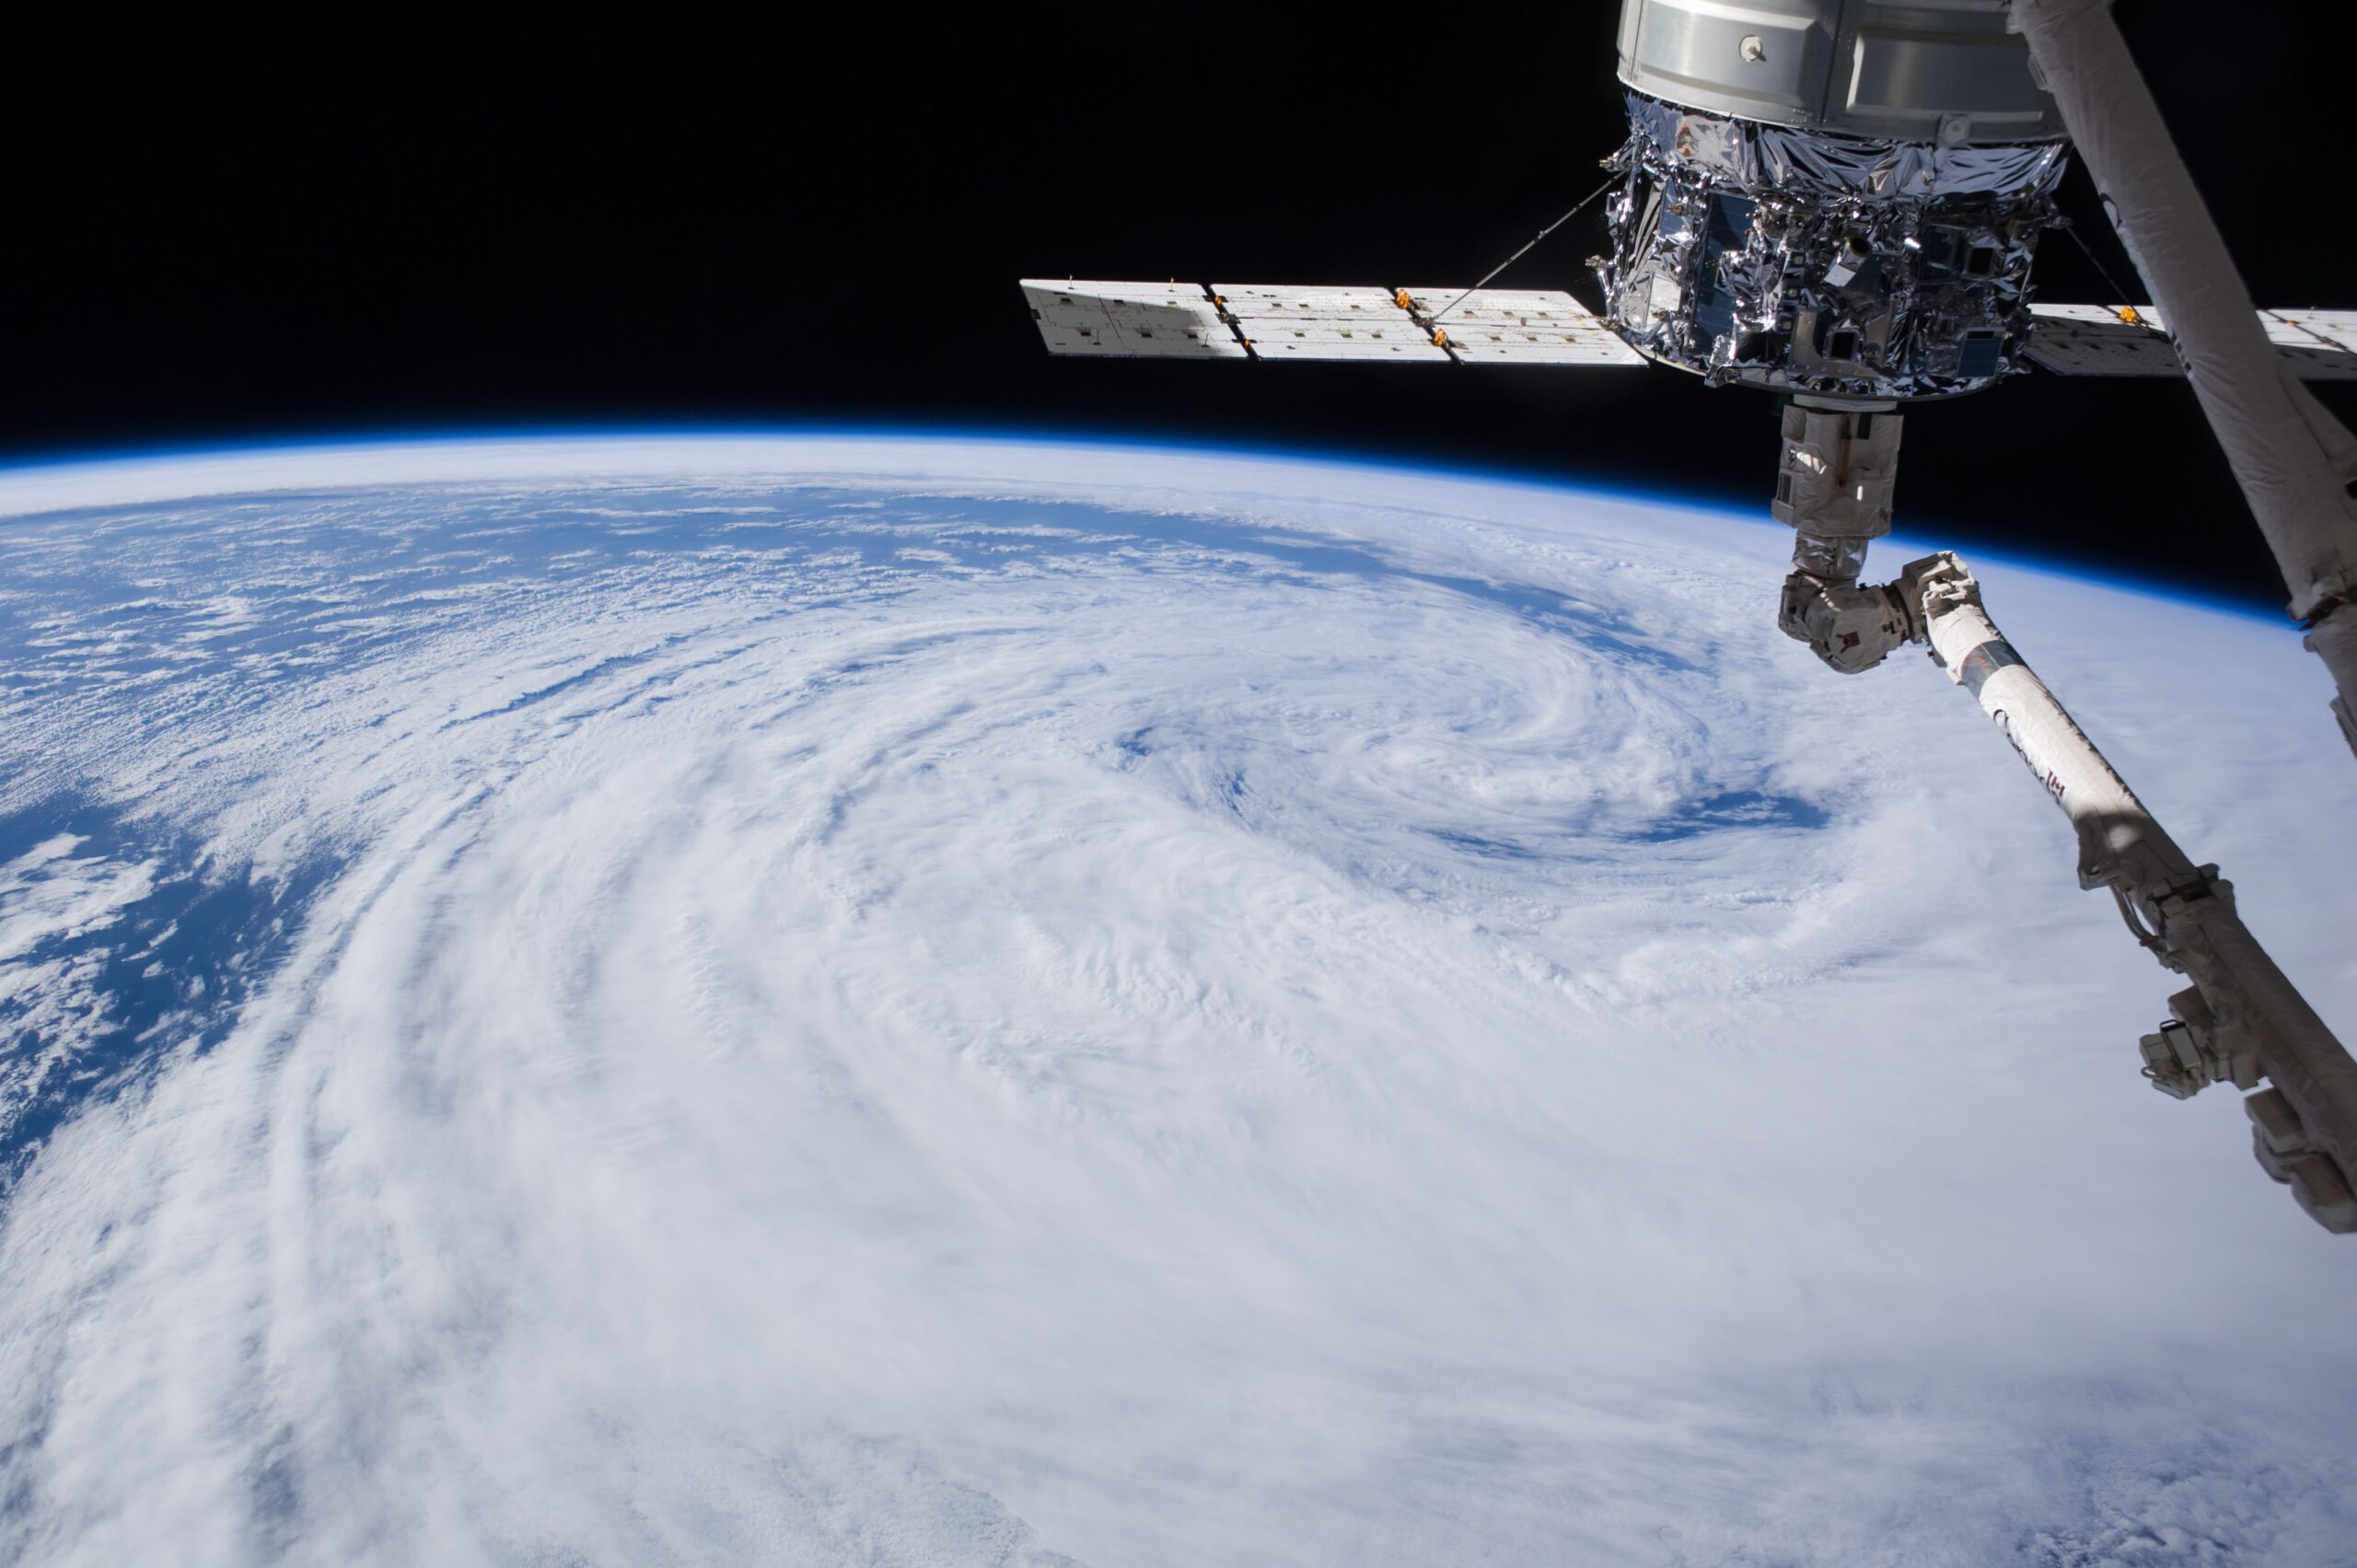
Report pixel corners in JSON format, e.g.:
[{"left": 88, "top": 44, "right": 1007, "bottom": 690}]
[
  {"left": 2271, "top": 309, "right": 2357, "bottom": 353},
  {"left": 2258, "top": 311, "right": 2332, "bottom": 349},
  {"left": 2028, "top": 302, "right": 2170, "bottom": 331},
  {"left": 1020, "top": 279, "right": 1247, "bottom": 360},
  {"left": 2025, "top": 303, "right": 2182, "bottom": 377},
  {"left": 1022, "top": 279, "right": 2351, "bottom": 377},
  {"left": 1211, "top": 284, "right": 1451, "bottom": 363},
  {"left": 2026, "top": 302, "right": 2357, "bottom": 380},
  {"left": 1401, "top": 286, "right": 1644, "bottom": 366},
  {"left": 1209, "top": 285, "right": 1398, "bottom": 316},
  {"left": 2262, "top": 308, "right": 2357, "bottom": 351},
  {"left": 1241, "top": 331, "right": 1451, "bottom": 361},
  {"left": 2257, "top": 311, "right": 2357, "bottom": 381},
  {"left": 1399, "top": 286, "right": 1587, "bottom": 322}
]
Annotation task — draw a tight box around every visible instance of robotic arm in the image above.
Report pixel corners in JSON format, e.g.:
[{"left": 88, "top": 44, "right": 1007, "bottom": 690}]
[
  {"left": 1779, "top": 502, "right": 2357, "bottom": 1232},
  {"left": 1912, "top": 554, "right": 2357, "bottom": 1233}
]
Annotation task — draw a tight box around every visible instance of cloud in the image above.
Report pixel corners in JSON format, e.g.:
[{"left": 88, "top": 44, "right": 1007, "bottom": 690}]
[{"left": 2, "top": 441, "right": 2354, "bottom": 1565}]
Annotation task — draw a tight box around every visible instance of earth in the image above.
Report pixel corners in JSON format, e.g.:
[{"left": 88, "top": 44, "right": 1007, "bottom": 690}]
[{"left": 2, "top": 435, "right": 2353, "bottom": 1566}]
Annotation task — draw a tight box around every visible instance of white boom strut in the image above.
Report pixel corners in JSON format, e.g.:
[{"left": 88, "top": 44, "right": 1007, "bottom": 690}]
[
  {"left": 2012, "top": 0, "right": 2357, "bottom": 759},
  {"left": 1892, "top": 554, "right": 2357, "bottom": 1231}
]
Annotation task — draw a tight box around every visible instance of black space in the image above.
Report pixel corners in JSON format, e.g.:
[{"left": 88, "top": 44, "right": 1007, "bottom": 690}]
[{"left": 5, "top": 4, "right": 2348, "bottom": 608}]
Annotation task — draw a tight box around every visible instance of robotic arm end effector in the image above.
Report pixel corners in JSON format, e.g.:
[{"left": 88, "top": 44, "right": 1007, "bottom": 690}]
[{"left": 1772, "top": 401, "right": 1923, "bottom": 673}]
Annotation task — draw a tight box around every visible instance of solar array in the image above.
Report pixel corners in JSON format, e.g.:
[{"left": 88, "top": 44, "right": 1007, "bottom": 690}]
[
  {"left": 1022, "top": 281, "right": 1247, "bottom": 361},
  {"left": 1018, "top": 280, "right": 1644, "bottom": 366},
  {"left": 1396, "top": 288, "right": 1643, "bottom": 365},
  {"left": 1020, "top": 282, "right": 2357, "bottom": 382},
  {"left": 1214, "top": 285, "right": 1446, "bottom": 362},
  {"left": 2025, "top": 303, "right": 2357, "bottom": 380}
]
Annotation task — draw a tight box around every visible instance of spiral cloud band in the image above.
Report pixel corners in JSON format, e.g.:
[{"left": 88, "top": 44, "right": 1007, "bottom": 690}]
[{"left": 2, "top": 438, "right": 2353, "bottom": 1564}]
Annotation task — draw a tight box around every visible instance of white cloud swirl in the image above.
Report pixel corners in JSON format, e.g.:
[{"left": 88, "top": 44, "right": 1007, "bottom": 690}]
[{"left": 1, "top": 438, "right": 2353, "bottom": 1565}]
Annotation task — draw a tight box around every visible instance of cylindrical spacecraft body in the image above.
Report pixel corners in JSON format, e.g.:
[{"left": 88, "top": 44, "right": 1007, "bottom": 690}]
[{"left": 1600, "top": 0, "right": 2073, "bottom": 402}]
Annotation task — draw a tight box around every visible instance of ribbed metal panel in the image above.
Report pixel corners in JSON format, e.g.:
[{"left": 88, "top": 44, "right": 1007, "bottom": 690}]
[{"left": 1617, "top": 0, "right": 2070, "bottom": 142}]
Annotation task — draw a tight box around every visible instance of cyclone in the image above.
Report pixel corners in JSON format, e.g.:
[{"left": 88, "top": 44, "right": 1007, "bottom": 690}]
[{"left": 2, "top": 436, "right": 2353, "bottom": 1566}]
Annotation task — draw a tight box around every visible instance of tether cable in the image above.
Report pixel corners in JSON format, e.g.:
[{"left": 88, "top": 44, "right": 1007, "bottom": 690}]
[
  {"left": 2060, "top": 215, "right": 2150, "bottom": 325},
  {"left": 1426, "top": 179, "right": 1616, "bottom": 327}
]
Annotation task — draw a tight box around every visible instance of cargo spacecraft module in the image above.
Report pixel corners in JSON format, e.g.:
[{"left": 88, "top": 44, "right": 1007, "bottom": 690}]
[{"left": 1016, "top": 0, "right": 2357, "bottom": 1234}]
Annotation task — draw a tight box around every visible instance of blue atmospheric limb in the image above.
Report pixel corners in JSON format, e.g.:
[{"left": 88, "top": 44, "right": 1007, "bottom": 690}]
[{"left": 0, "top": 424, "right": 2289, "bottom": 621}]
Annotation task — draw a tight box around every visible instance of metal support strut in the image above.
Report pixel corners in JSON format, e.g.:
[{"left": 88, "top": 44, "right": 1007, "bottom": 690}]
[{"left": 2012, "top": 0, "right": 2357, "bottom": 761}]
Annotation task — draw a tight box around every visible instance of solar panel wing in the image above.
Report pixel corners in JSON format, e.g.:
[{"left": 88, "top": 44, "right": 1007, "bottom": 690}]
[
  {"left": 1020, "top": 279, "right": 1651, "bottom": 366},
  {"left": 2024, "top": 304, "right": 2183, "bottom": 377},
  {"left": 1019, "top": 280, "right": 1247, "bottom": 359},
  {"left": 2271, "top": 309, "right": 2357, "bottom": 351},
  {"left": 1211, "top": 285, "right": 1450, "bottom": 362},
  {"left": 1209, "top": 285, "right": 1400, "bottom": 317},
  {"left": 2026, "top": 303, "right": 2357, "bottom": 380},
  {"left": 2265, "top": 309, "right": 2357, "bottom": 380},
  {"left": 1399, "top": 287, "right": 1644, "bottom": 366}
]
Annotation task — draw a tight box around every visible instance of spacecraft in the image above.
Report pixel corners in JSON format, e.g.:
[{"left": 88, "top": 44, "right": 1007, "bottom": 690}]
[{"left": 1017, "top": 0, "right": 2357, "bottom": 1234}]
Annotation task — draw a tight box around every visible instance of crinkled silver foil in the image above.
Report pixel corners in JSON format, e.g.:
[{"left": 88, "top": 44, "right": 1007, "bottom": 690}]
[
  {"left": 1598, "top": 94, "right": 2068, "bottom": 401},
  {"left": 1625, "top": 94, "right": 2069, "bottom": 201}
]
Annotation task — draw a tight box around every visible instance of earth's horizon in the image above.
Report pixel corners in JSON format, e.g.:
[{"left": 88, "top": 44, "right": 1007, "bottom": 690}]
[{"left": 2, "top": 433, "right": 2352, "bottom": 1565}]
